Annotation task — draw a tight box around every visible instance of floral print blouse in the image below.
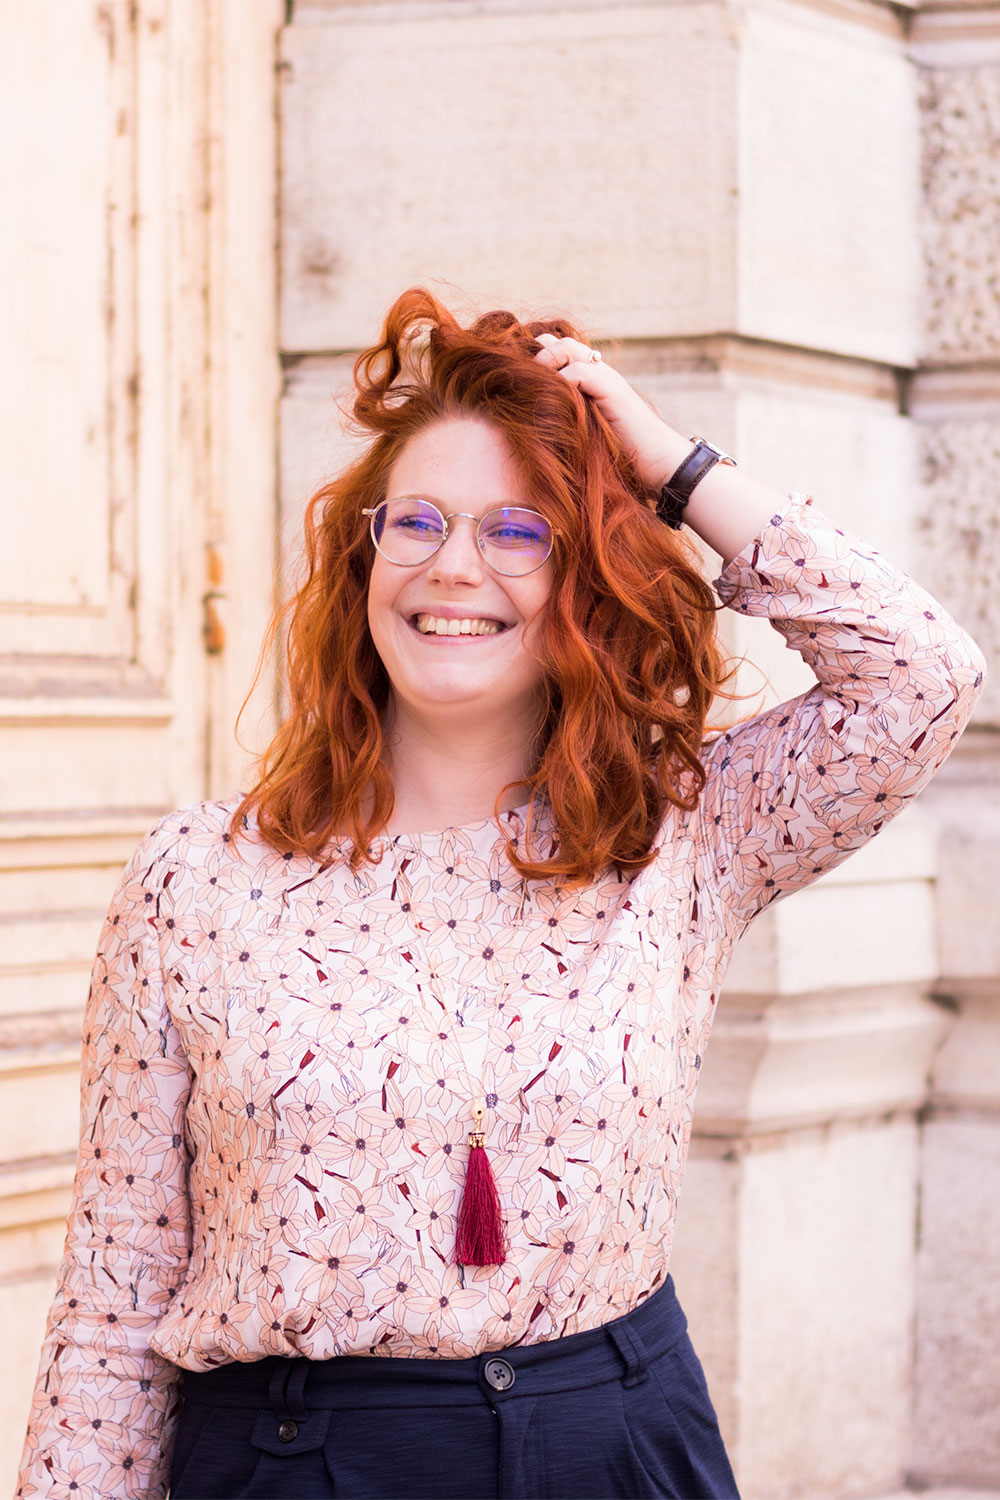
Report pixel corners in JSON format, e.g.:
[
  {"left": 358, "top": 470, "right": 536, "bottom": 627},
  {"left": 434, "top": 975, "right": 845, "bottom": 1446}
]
[{"left": 17, "top": 495, "right": 986, "bottom": 1498}]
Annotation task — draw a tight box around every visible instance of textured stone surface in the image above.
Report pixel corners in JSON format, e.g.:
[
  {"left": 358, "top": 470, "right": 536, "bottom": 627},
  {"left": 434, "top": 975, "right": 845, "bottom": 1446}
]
[
  {"left": 919, "top": 63, "right": 1000, "bottom": 361},
  {"left": 914, "top": 418, "right": 1000, "bottom": 724}
]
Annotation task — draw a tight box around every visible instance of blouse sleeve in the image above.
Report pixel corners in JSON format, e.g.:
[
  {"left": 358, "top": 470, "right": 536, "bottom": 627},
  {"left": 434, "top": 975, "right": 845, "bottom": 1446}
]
[
  {"left": 15, "top": 820, "right": 193, "bottom": 1500},
  {"left": 694, "top": 493, "right": 987, "bottom": 931}
]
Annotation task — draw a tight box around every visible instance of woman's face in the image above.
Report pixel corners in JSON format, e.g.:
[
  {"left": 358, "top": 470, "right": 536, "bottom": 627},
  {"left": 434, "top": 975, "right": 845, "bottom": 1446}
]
[{"left": 366, "top": 416, "right": 555, "bottom": 733}]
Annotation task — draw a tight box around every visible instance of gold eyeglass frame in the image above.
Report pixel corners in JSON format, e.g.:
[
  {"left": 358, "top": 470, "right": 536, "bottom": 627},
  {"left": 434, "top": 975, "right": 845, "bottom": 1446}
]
[{"left": 362, "top": 496, "right": 560, "bottom": 577}]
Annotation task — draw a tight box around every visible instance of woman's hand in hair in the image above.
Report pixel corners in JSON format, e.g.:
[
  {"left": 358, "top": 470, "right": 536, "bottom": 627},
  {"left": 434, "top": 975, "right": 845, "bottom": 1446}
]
[
  {"left": 534, "top": 332, "right": 786, "bottom": 564},
  {"left": 533, "top": 333, "right": 691, "bottom": 494}
]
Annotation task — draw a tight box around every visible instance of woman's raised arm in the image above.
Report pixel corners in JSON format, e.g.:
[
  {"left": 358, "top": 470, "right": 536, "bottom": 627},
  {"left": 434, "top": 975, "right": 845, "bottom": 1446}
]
[
  {"left": 691, "top": 494, "right": 986, "bottom": 929},
  {"left": 535, "top": 335, "right": 986, "bottom": 928}
]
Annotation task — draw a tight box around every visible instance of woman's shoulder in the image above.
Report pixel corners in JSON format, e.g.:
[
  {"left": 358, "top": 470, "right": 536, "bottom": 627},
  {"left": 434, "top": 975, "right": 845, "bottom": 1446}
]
[{"left": 127, "top": 793, "right": 258, "bottom": 877}]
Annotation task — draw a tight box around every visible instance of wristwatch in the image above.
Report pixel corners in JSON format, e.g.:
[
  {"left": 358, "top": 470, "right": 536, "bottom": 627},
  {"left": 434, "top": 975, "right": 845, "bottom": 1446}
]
[{"left": 656, "top": 436, "right": 738, "bottom": 530}]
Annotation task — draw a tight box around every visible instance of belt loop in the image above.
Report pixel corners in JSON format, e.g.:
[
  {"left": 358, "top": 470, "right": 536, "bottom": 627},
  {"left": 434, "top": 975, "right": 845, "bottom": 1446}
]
[
  {"left": 284, "top": 1359, "right": 310, "bottom": 1421},
  {"left": 605, "top": 1319, "right": 649, "bottom": 1388},
  {"left": 267, "top": 1358, "right": 311, "bottom": 1420}
]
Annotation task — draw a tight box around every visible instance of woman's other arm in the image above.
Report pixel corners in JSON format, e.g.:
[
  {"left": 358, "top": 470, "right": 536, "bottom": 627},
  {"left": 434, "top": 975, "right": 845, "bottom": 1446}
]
[{"left": 15, "top": 821, "right": 194, "bottom": 1500}]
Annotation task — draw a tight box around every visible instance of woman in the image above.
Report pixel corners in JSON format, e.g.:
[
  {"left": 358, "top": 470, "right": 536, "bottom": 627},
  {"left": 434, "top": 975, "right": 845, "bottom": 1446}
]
[{"left": 17, "top": 289, "right": 985, "bottom": 1500}]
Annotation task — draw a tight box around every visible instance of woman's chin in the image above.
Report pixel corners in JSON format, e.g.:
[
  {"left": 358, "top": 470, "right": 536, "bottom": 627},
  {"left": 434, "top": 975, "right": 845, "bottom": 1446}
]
[{"left": 393, "top": 671, "right": 536, "bottom": 721}]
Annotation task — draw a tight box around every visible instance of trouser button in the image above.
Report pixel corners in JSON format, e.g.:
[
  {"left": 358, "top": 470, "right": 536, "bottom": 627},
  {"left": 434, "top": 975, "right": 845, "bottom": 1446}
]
[
  {"left": 277, "top": 1419, "right": 298, "bottom": 1442},
  {"left": 483, "top": 1357, "right": 516, "bottom": 1391}
]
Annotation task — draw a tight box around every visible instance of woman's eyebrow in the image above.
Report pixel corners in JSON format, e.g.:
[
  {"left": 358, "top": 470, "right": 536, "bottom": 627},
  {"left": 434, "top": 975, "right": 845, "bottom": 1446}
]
[{"left": 384, "top": 492, "right": 520, "bottom": 512}]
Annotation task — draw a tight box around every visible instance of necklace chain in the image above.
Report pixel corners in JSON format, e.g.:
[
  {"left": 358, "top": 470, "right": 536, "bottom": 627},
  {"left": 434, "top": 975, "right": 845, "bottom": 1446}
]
[{"left": 388, "top": 842, "right": 530, "bottom": 1129}]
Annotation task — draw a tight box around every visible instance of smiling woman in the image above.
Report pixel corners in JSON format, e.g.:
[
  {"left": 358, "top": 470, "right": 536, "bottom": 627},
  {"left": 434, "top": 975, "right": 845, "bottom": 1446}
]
[
  {"left": 16, "top": 288, "right": 986, "bottom": 1500},
  {"left": 233, "top": 289, "right": 731, "bottom": 880}
]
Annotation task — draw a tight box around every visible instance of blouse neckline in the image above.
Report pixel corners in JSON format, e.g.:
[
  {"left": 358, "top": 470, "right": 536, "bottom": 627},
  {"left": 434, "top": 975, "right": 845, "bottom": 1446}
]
[{"left": 329, "top": 797, "right": 541, "bottom": 858}]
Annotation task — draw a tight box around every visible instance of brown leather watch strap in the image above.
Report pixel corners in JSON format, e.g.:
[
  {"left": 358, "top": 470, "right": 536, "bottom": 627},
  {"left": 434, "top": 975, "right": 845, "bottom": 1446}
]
[{"left": 656, "top": 439, "right": 736, "bottom": 530}]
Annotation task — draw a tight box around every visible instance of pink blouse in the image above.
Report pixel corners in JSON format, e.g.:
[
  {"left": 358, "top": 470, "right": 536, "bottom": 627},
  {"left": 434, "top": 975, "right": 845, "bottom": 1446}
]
[{"left": 17, "top": 496, "right": 985, "bottom": 1499}]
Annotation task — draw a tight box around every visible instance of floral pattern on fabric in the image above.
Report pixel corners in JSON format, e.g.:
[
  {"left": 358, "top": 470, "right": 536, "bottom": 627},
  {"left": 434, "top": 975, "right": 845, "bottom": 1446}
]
[{"left": 16, "top": 496, "right": 986, "bottom": 1498}]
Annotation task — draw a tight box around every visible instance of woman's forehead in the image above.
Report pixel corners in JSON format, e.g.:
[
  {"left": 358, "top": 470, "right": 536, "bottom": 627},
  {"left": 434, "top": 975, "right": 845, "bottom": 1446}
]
[{"left": 387, "top": 417, "right": 530, "bottom": 506}]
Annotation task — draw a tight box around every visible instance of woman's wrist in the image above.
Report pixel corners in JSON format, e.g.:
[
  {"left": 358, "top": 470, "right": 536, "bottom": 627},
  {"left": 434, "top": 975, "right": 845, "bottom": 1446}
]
[
  {"left": 677, "top": 462, "right": 787, "bottom": 565},
  {"left": 640, "top": 424, "right": 697, "bottom": 491}
]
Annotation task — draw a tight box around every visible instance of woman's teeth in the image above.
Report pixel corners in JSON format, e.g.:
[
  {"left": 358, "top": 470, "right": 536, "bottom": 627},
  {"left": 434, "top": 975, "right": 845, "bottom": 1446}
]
[{"left": 414, "top": 614, "right": 505, "bottom": 636}]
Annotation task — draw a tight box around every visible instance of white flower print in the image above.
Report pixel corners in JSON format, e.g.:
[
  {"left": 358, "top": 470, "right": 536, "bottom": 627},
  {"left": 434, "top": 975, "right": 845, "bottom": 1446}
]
[
  {"left": 518, "top": 1102, "right": 593, "bottom": 1177},
  {"left": 405, "top": 1184, "right": 457, "bottom": 1248},
  {"left": 292, "top": 1226, "right": 368, "bottom": 1302}
]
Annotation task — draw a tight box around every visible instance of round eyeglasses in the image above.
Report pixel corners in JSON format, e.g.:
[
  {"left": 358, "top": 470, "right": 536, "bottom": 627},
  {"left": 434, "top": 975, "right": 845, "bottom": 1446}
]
[{"left": 362, "top": 497, "right": 557, "bottom": 577}]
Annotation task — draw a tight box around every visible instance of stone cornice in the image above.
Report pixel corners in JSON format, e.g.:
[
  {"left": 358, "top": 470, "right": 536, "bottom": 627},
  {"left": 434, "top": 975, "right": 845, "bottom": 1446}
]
[
  {"left": 694, "top": 982, "right": 948, "bottom": 1137},
  {"left": 907, "top": 361, "right": 1000, "bottom": 417}
]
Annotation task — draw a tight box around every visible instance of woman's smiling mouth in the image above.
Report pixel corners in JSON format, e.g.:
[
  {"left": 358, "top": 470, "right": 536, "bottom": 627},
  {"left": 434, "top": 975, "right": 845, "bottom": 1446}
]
[{"left": 411, "top": 613, "right": 510, "bottom": 637}]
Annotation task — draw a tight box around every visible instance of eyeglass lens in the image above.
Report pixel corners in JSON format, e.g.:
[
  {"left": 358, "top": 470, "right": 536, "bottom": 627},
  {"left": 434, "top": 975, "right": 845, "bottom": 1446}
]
[{"left": 370, "top": 498, "right": 553, "bottom": 575}]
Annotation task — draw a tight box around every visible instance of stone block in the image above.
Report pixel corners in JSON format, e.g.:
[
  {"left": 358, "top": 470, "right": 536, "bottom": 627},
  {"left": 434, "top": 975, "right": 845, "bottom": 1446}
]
[
  {"left": 672, "top": 1116, "right": 919, "bottom": 1500},
  {"left": 775, "top": 875, "right": 938, "bottom": 993},
  {"left": 918, "top": 736, "right": 1000, "bottom": 980},
  {"left": 913, "top": 1115, "right": 1000, "bottom": 1487},
  {"left": 696, "top": 982, "right": 947, "bottom": 1136},
  {"left": 280, "top": 1, "right": 918, "bottom": 362},
  {"left": 738, "top": 0, "right": 920, "bottom": 365},
  {"left": 280, "top": 356, "right": 367, "bottom": 585},
  {"left": 931, "top": 984, "right": 1000, "bottom": 1113},
  {"left": 739, "top": 1118, "right": 916, "bottom": 1499},
  {"left": 722, "top": 807, "right": 938, "bottom": 997},
  {"left": 280, "top": 4, "right": 741, "bottom": 351}
]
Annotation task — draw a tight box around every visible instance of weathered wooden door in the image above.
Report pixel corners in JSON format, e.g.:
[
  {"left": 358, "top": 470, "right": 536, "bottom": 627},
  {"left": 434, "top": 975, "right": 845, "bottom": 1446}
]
[{"left": 0, "top": 2, "right": 280, "bottom": 1481}]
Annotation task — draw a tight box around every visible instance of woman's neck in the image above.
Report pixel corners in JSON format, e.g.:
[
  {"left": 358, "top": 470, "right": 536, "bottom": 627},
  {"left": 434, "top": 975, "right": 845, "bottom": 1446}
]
[{"left": 379, "top": 700, "right": 543, "bottom": 835}]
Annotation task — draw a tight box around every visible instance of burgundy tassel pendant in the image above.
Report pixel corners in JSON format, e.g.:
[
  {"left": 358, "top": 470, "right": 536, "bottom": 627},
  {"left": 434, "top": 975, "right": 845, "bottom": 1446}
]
[{"left": 453, "top": 1106, "right": 508, "bottom": 1267}]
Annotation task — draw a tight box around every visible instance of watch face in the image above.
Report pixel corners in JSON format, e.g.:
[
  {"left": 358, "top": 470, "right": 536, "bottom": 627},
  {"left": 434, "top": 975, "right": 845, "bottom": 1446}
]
[{"left": 690, "top": 435, "right": 737, "bottom": 467}]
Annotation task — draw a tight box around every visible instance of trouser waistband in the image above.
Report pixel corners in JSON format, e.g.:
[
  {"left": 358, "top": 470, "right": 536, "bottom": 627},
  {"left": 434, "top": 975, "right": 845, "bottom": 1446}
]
[{"left": 178, "top": 1273, "right": 687, "bottom": 1413}]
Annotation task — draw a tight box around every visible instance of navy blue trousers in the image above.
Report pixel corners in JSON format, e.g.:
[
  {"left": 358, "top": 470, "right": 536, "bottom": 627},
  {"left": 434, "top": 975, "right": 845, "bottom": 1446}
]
[{"left": 169, "top": 1275, "right": 739, "bottom": 1499}]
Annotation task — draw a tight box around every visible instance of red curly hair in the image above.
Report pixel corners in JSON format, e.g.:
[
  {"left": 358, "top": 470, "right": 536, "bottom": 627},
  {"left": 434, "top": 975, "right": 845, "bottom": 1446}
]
[{"left": 233, "top": 288, "right": 732, "bottom": 885}]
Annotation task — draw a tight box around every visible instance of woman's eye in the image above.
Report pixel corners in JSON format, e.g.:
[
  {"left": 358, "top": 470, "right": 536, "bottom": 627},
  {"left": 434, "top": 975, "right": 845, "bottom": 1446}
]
[
  {"left": 392, "top": 515, "right": 439, "bottom": 535},
  {"left": 486, "top": 525, "right": 539, "bottom": 545}
]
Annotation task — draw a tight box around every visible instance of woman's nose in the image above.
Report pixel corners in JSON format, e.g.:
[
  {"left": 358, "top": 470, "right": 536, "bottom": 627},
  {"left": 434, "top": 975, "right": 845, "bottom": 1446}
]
[{"left": 426, "top": 514, "right": 486, "bottom": 583}]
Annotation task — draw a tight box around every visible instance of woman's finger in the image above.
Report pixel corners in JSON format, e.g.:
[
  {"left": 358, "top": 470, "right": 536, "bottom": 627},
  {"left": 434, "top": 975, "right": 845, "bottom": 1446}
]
[{"left": 533, "top": 333, "right": 602, "bottom": 370}]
